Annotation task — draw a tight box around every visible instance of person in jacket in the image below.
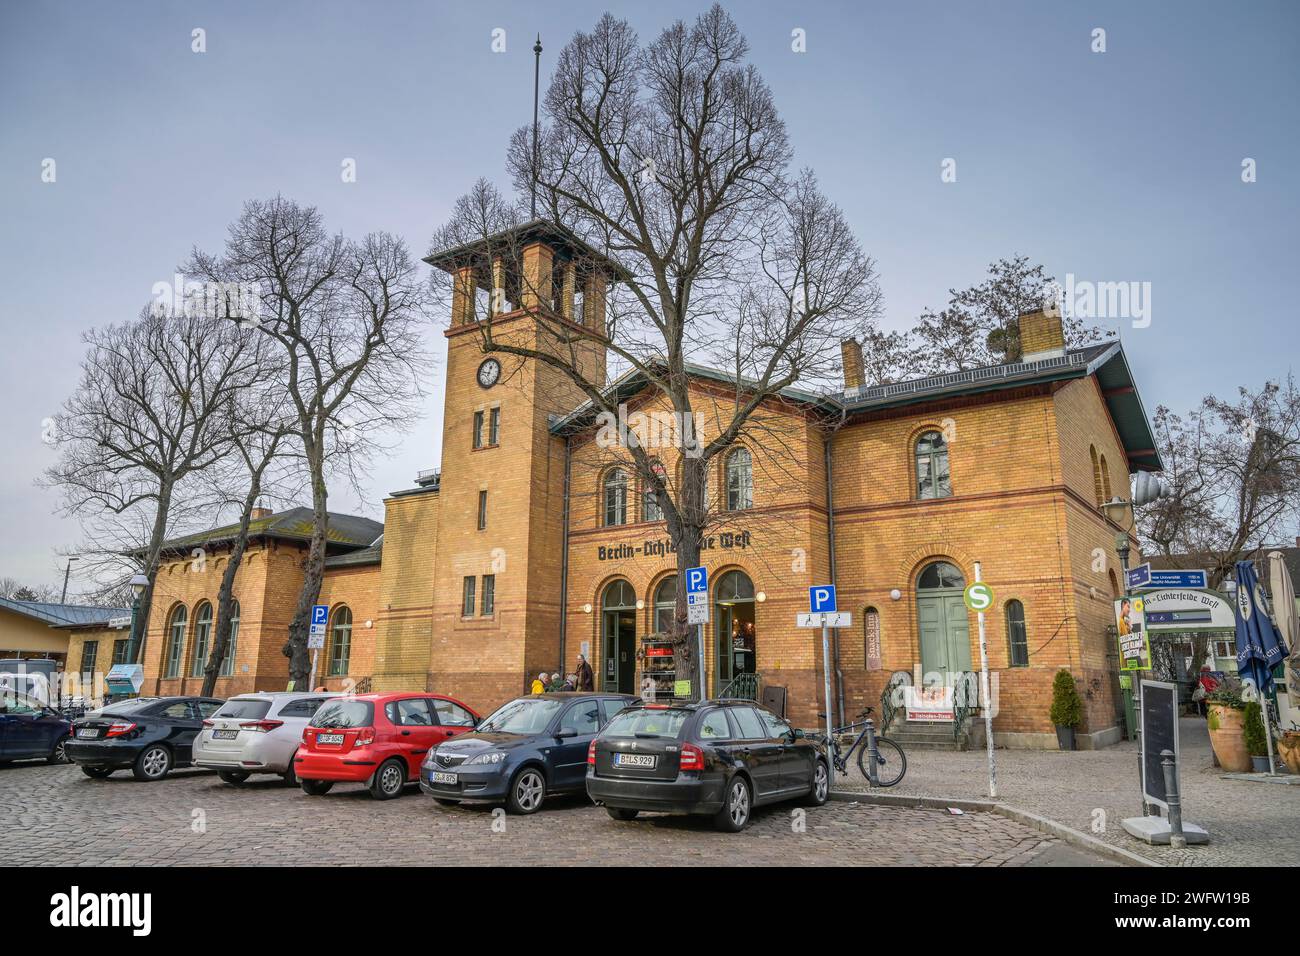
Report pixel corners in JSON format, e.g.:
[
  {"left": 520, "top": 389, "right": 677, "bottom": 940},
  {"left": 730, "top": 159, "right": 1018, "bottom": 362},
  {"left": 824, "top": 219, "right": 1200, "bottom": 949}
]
[
  {"left": 529, "top": 672, "right": 547, "bottom": 694},
  {"left": 575, "top": 654, "right": 595, "bottom": 692}
]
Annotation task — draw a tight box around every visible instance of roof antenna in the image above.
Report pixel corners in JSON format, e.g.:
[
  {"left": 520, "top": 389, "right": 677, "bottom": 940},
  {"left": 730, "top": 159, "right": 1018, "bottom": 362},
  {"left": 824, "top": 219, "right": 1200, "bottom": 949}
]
[{"left": 531, "top": 34, "right": 542, "bottom": 220}]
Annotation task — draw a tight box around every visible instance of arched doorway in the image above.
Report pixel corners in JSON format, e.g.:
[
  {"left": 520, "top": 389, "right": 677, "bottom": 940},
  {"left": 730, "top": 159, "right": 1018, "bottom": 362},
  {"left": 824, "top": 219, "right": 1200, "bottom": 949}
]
[
  {"left": 916, "top": 560, "right": 971, "bottom": 675},
  {"left": 601, "top": 580, "right": 637, "bottom": 694},
  {"left": 714, "top": 570, "right": 756, "bottom": 690}
]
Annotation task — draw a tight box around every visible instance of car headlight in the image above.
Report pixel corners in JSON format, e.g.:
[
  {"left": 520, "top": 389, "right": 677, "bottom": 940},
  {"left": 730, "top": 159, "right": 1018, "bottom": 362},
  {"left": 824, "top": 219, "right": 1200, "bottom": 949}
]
[{"left": 464, "top": 751, "right": 507, "bottom": 766}]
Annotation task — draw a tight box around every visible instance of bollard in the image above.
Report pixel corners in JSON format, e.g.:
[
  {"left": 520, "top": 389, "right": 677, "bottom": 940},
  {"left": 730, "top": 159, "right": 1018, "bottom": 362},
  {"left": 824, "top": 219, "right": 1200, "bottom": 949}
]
[
  {"left": 864, "top": 718, "right": 880, "bottom": 787},
  {"left": 1160, "top": 749, "right": 1187, "bottom": 849}
]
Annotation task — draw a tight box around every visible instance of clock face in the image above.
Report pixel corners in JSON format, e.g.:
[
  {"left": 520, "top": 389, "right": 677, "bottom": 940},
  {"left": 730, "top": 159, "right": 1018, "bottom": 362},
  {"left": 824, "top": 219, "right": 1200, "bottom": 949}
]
[{"left": 477, "top": 358, "right": 501, "bottom": 389}]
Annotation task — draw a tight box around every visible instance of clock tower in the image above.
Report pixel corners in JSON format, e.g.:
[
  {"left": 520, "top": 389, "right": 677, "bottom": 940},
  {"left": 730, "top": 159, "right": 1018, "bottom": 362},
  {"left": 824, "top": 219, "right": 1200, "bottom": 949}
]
[{"left": 413, "top": 221, "right": 621, "bottom": 705}]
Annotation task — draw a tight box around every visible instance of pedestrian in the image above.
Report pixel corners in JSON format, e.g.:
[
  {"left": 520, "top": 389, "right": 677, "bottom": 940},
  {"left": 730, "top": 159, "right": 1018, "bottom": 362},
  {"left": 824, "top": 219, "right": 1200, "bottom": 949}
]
[
  {"left": 563, "top": 673, "right": 577, "bottom": 691},
  {"left": 549, "top": 672, "right": 562, "bottom": 692},
  {"left": 575, "top": 653, "right": 595, "bottom": 691},
  {"left": 529, "top": 671, "right": 547, "bottom": 694}
]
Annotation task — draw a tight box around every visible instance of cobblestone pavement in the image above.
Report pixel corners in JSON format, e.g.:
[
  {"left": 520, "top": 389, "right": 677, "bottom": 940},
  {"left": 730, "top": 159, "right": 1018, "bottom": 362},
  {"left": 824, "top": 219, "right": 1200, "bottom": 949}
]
[
  {"left": 0, "top": 762, "right": 1111, "bottom": 867},
  {"left": 836, "top": 717, "right": 1300, "bottom": 866}
]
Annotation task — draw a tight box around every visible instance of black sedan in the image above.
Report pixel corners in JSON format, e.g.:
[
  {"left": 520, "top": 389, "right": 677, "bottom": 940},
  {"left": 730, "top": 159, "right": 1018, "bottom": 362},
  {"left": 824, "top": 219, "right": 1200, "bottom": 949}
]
[
  {"left": 0, "top": 695, "right": 71, "bottom": 765},
  {"left": 66, "top": 696, "right": 224, "bottom": 781},
  {"left": 420, "top": 692, "right": 637, "bottom": 814},
  {"left": 586, "top": 699, "right": 829, "bottom": 832}
]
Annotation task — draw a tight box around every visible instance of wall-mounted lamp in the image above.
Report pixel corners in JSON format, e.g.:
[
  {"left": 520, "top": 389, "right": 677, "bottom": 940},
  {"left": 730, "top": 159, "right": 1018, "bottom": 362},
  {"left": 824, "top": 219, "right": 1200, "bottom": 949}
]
[
  {"left": 365, "top": 620, "right": 373, "bottom": 629},
  {"left": 755, "top": 591, "right": 766, "bottom": 603},
  {"left": 889, "top": 588, "right": 902, "bottom": 601},
  {"left": 582, "top": 603, "right": 593, "bottom": 614},
  {"left": 636, "top": 600, "right": 645, "bottom": 610}
]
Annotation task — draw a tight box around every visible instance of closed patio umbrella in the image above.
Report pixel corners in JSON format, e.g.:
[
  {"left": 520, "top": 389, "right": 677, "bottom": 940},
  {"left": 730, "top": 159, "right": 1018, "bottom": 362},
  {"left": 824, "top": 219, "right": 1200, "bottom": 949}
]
[
  {"left": 1268, "top": 551, "right": 1300, "bottom": 710},
  {"left": 1234, "top": 560, "right": 1290, "bottom": 773}
]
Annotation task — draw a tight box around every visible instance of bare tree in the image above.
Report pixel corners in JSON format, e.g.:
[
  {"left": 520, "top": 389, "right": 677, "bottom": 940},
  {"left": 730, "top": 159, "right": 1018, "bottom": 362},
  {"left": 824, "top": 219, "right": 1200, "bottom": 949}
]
[
  {"left": 186, "top": 197, "right": 430, "bottom": 687},
  {"left": 1137, "top": 377, "right": 1300, "bottom": 677},
  {"left": 428, "top": 7, "right": 882, "bottom": 690},
  {"left": 0, "top": 579, "right": 60, "bottom": 602},
  {"left": 43, "top": 307, "right": 263, "bottom": 661}
]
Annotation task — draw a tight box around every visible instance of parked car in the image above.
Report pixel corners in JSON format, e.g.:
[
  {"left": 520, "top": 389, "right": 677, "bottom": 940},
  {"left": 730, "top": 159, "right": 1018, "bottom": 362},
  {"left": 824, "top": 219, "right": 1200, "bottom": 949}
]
[
  {"left": 295, "top": 692, "right": 480, "bottom": 800},
  {"left": 0, "top": 694, "right": 71, "bottom": 765},
  {"left": 586, "top": 699, "right": 829, "bottom": 832},
  {"left": 66, "top": 696, "right": 224, "bottom": 781},
  {"left": 421, "top": 692, "right": 637, "bottom": 814},
  {"left": 194, "top": 691, "right": 340, "bottom": 786}
]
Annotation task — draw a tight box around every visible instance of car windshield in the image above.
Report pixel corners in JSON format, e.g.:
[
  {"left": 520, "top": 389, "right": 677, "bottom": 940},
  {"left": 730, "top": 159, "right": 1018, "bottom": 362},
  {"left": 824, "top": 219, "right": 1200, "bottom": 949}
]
[
  {"left": 309, "top": 700, "right": 374, "bottom": 728},
  {"left": 475, "top": 698, "right": 565, "bottom": 735},
  {"left": 215, "top": 699, "right": 272, "bottom": 720},
  {"left": 601, "top": 707, "right": 691, "bottom": 739}
]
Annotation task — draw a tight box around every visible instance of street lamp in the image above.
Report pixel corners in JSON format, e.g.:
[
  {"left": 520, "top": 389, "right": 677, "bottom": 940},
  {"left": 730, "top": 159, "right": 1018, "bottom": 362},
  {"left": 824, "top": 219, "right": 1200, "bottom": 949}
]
[
  {"left": 125, "top": 573, "right": 150, "bottom": 665},
  {"left": 1100, "top": 496, "right": 1135, "bottom": 571},
  {"left": 60, "top": 556, "right": 79, "bottom": 604}
]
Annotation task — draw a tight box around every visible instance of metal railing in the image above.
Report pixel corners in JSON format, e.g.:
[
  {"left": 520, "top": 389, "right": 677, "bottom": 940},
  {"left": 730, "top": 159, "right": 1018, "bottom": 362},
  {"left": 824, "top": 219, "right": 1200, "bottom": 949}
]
[{"left": 718, "top": 672, "right": 760, "bottom": 701}]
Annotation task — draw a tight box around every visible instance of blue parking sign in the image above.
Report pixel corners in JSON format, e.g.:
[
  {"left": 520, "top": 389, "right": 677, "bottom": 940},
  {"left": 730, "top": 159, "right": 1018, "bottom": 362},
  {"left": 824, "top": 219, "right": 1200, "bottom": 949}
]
[
  {"left": 311, "top": 605, "right": 328, "bottom": 627},
  {"left": 809, "top": 585, "right": 837, "bottom": 613},
  {"left": 685, "top": 566, "right": 708, "bottom": 594}
]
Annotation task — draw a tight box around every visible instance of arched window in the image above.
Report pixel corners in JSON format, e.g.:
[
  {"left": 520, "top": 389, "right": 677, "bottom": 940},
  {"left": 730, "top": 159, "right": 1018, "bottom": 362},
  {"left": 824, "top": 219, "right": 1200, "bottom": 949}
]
[
  {"left": 164, "top": 605, "right": 187, "bottom": 679},
  {"left": 643, "top": 458, "right": 666, "bottom": 522},
  {"left": 603, "top": 468, "right": 628, "bottom": 526},
  {"left": 220, "top": 601, "right": 240, "bottom": 677},
  {"left": 915, "top": 430, "right": 951, "bottom": 499},
  {"left": 1090, "top": 445, "right": 1104, "bottom": 506},
  {"left": 917, "top": 561, "right": 965, "bottom": 590},
  {"left": 329, "top": 606, "right": 353, "bottom": 677},
  {"left": 190, "top": 602, "right": 213, "bottom": 678},
  {"left": 1006, "top": 600, "right": 1028, "bottom": 667},
  {"left": 725, "top": 447, "right": 753, "bottom": 511},
  {"left": 1099, "top": 454, "right": 1113, "bottom": 503},
  {"left": 653, "top": 576, "right": 678, "bottom": 633}
]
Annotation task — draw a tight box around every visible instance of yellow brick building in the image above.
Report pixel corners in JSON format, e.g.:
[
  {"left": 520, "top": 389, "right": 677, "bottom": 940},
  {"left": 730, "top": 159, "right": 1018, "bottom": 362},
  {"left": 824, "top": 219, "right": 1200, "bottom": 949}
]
[{"left": 136, "top": 225, "right": 1161, "bottom": 749}]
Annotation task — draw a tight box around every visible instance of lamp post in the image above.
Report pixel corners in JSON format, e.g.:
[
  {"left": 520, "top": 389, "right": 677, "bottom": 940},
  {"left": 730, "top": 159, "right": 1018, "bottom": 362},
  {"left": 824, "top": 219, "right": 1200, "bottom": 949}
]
[
  {"left": 60, "top": 556, "right": 79, "bottom": 604},
  {"left": 125, "top": 573, "right": 150, "bottom": 665},
  {"left": 1101, "top": 496, "right": 1146, "bottom": 813}
]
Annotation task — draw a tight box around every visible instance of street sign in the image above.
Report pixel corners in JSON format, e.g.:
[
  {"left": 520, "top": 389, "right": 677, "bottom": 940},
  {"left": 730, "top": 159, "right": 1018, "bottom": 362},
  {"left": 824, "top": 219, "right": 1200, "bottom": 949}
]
[
  {"left": 963, "top": 581, "right": 995, "bottom": 612},
  {"left": 809, "top": 585, "right": 837, "bottom": 614},
  {"left": 107, "top": 615, "right": 131, "bottom": 629},
  {"left": 796, "top": 612, "right": 852, "bottom": 628},
  {"left": 1139, "top": 680, "right": 1179, "bottom": 810},
  {"left": 684, "top": 565, "right": 709, "bottom": 625},
  {"left": 1126, "top": 563, "right": 1152, "bottom": 590},
  {"left": 1142, "top": 588, "right": 1235, "bottom": 632},
  {"left": 308, "top": 604, "right": 328, "bottom": 650}
]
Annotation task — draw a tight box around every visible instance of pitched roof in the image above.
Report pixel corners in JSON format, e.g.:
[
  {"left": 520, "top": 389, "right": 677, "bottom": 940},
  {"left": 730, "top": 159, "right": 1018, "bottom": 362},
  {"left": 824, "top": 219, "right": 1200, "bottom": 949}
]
[
  {"left": 156, "top": 507, "right": 383, "bottom": 555},
  {"left": 0, "top": 598, "right": 130, "bottom": 630}
]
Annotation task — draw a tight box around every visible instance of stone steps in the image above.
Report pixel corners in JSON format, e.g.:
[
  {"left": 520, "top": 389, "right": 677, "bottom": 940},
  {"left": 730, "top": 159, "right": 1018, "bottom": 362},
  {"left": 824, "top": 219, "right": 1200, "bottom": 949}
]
[{"left": 881, "top": 720, "right": 970, "bottom": 752}]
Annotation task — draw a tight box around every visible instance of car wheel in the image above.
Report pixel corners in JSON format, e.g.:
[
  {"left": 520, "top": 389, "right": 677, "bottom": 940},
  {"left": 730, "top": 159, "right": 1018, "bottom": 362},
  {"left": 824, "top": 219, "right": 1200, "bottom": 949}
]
[
  {"left": 802, "top": 759, "right": 830, "bottom": 807},
  {"left": 606, "top": 807, "right": 639, "bottom": 821},
  {"left": 300, "top": 778, "right": 334, "bottom": 796},
  {"left": 506, "top": 767, "right": 546, "bottom": 815},
  {"left": 81, "top": 766, "right": 113, "bottom": 779},
  {"left": 132, "top": 745, "right": 172, "bottom": 781},
  {"left": 281, "top": 752, "right": 299, "bottom": 786},
  {"left": 369, "top": 759, "right": 407, "bottom": 800},
  {"left": 218, "top": 770, "right": 250, "bottom": 786},
  {"left": 714, "top": 775, "right": 752, "bottom": 832},
  {"left": 433, "top": 798, "right": 461, "bottom": 807},
  {"left": 47, "top": 737, "right": 70, "bottom": 764}
]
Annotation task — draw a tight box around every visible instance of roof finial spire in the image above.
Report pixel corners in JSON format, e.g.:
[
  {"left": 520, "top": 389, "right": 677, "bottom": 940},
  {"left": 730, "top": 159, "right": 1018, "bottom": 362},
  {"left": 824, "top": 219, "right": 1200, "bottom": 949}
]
[{"left": 531, "top": 34, "right": 543, "bottom": 220}]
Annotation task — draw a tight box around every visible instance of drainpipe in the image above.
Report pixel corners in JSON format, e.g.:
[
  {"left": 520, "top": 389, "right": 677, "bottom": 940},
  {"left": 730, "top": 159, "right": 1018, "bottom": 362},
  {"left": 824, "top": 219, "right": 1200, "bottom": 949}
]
[
  {"left": 824, "top": 408, "right": 848, "bottom": 727},
  {"left": 558, "top": 435, "right": 572, "bottom": 671}
]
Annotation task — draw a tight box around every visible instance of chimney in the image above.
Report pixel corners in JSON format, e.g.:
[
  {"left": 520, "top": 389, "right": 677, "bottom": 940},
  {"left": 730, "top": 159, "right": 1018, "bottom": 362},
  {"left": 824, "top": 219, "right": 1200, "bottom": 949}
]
[
  {"left": 250, "top": 506, "right": 272, "bottom": 520},
  {"left": 1018, "top": 306, "right": 1066, "bottom": 363},
  {"left": 841, "top": 338, "right": 864, "bottom": 391}
]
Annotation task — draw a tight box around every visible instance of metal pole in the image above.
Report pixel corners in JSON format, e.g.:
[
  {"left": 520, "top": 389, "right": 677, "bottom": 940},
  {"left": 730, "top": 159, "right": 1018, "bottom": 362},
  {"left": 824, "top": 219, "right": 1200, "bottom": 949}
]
[
  {"left": 530, "top": 35, "right": 542, "bottom": 219},
  {"left": 60, "top": 557, "right": 77, "bottom": 603},
  {"left": 126, "top": 593, "right": 142, "bottom": 665},
  {"left": 1160, "top": 750, "right": 1187, "bottom": 849},
  {"left": 821, "top": 616, "right": 834, "bottom": 761},
  {"left": 309, "top": 648, "right": 318, "bottom": 692},
  {"left": 1261, "top": 688, "right": 1277, "bottom": 775},
  {"left": 1116, "top": 536, "right": 1147, "bottom": 815},
  {"left": 864, "top": 717, "right": 880, "bottom": 786},
  {"left": 696, "top": 622, "right": 706, "bottom": 701},
  {"left": 973, "top": 562, "right": 997, "bottom": 799}
]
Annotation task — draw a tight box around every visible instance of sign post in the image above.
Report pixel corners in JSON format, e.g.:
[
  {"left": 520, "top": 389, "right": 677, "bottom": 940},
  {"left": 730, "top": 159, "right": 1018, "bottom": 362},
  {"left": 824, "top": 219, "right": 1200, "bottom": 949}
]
[
  {"left": 307, "top": 604, "right": 328, "bottom": 690},
  {"left": 809, "top": 586, "right": 838, "bottom": 755},
  {"left": 963, "top": 567, "right": 997, "bottom": 799},
  {"left": 684, "top": 566, "right": 709, "bottom": 701}
]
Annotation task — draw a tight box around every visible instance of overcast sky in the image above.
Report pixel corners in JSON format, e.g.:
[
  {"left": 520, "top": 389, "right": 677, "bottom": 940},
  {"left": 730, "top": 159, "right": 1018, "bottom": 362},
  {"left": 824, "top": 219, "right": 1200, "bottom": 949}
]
[{"left": 1, "top": 0, "right": 1297, "bottom": 595}]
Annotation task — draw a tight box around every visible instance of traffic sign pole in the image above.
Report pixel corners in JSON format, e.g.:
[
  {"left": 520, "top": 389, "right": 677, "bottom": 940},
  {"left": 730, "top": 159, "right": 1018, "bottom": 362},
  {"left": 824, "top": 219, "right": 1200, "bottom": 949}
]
[
  {"left": 821, "top": 615, "right": 834, "bottom": 757},
  {"left": 971, "top": 564, "right": 997, "bottom": 799}
]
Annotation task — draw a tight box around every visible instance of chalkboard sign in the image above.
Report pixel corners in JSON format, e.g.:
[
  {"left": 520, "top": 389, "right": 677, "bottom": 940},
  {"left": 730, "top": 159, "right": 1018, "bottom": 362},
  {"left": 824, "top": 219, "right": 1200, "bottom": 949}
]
[{"left": 1140, "top": 680, "right": 1179, "bottom": 810}]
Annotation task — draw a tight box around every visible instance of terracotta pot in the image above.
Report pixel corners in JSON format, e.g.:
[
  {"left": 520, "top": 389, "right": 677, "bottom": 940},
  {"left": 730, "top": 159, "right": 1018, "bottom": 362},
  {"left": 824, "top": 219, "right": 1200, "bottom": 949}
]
[
  {"left": 1279, "top": 732, "right": 1300, "bottom": 775},
  {"left": 1207, "top": 703, "right": 1252, "bottom": 772}
]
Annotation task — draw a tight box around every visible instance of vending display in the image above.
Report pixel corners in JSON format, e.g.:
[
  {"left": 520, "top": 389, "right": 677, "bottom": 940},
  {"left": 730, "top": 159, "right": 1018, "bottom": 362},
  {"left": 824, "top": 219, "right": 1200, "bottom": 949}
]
[{"left": 640, "top": 637, "right": 677, "bottom": 700}]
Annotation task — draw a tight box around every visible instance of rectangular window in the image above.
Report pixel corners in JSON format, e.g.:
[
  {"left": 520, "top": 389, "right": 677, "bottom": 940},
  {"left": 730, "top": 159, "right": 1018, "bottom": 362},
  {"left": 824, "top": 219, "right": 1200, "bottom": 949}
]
[
  {"left": 488, "top": 407, "right": 500, "bottom": 446},
  {"left": 472, "top": 410, "right": 484, "bottom": 449},
  {"left": 80, "top": 640, "right": 99, "bottom": 676},
  {"left": 111, "top": 639, "right": 129, "bottom": 665},
  {"left": 462, "top": 576, "right": 476, "bottom": 616},
  {"left": 477, "top": 490, "right": 488, "bottom": 530},
  {"left": 481, "top": 574, "right": 496, "bottom": 616}
]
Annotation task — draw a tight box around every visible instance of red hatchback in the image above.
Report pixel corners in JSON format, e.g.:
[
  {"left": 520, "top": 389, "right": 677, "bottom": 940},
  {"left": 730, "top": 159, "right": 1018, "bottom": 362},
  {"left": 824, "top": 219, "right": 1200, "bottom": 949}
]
[{"left": 296, "top": 692, "right": 480, "bottom": 800}]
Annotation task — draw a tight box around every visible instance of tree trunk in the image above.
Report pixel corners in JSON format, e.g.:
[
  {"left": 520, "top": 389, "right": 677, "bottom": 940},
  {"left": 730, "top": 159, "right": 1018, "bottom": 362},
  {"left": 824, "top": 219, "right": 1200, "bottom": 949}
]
[
  {"left": 202, "top": 478, "right": 262, "bottom": 697},
  {"left": 284, "top": 442, "right": 328, "bottom": 689},
  {"left": 129, "top": 479, "right": 174, "bottom": 666},
  {"left": 666, "top": 453, "right": 707, "bottom": 698}
]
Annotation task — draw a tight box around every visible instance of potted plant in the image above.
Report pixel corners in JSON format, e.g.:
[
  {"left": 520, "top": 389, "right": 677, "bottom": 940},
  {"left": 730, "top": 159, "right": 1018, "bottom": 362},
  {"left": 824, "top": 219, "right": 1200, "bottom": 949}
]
[
  {"left": 1279, "top": 726, "right": 1300, "bottom": 775},
  {"left": 1206, "top": 687, "right": 1252, "bottom": 772},
  {"left": 1243, "top": 701, "right": 1270, "bottom": 773},
  {"left": 1049, "top": 670, "right": 1082, "bottom": 751}
]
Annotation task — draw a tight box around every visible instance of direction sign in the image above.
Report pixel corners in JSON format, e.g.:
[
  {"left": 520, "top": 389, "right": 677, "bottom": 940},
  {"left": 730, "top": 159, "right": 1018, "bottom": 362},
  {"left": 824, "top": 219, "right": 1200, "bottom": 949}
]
[
  {"left": 107, "top": 615, "right": 132, "bottom": 629},
  {"left": 796, "top": 611, "right": 852, "bottom": 628},
  {"left": 963, "top": 582, "right": 995, "bottom": 612},
  {"left": 1126, "top": 563, "right": 1152, "bottom": 590},
  {"left": 809, "top": 585, "right": 837, "bottom": 614},
  {"left": 1146, "top": 569, "right": 1208, "bottom": 590}
]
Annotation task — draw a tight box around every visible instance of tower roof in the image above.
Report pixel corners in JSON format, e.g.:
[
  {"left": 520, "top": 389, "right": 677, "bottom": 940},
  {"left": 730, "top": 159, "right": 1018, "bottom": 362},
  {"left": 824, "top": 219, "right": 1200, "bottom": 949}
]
[{"left": 423, "top": 218, "right": 632, "bottom": 282}]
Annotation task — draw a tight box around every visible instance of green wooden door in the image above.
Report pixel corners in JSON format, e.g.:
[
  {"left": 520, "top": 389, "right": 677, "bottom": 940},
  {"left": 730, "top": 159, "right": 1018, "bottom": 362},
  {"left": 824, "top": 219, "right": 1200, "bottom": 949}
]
[{"left": 917, "top": 593, "right": 972, "bottom": 674}]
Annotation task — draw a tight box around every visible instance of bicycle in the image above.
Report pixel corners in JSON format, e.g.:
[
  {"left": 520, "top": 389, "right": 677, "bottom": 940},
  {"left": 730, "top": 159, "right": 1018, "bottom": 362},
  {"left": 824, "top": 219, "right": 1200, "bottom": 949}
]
[{"left": 806, "top": 707, "right": 907, "bottom": 787}]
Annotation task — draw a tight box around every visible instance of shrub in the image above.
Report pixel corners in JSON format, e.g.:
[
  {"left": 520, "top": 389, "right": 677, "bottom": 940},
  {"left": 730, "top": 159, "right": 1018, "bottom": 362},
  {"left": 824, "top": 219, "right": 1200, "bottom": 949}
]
[
  {"left": 1243, "top": 701, "right": 1269, "bottom": 757},
  {"left": 1049, "top": 669, "right": 1082, "bottom": 728}
]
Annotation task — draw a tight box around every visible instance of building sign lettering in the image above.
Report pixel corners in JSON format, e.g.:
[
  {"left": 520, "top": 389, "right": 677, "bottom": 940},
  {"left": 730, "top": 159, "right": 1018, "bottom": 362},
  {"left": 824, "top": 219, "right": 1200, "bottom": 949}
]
[{"left": 597, "top": 530, "right": 752, "bottom": 562}]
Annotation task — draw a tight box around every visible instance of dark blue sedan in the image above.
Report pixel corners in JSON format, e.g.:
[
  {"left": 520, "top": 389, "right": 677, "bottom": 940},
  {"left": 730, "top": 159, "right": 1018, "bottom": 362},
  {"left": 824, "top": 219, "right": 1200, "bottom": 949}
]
[
  {"left": 420, "top": 693, "right": 637, "bottom": 814},
  {"left": 0, "top": 695, "right": 71, "bottom": 765}
]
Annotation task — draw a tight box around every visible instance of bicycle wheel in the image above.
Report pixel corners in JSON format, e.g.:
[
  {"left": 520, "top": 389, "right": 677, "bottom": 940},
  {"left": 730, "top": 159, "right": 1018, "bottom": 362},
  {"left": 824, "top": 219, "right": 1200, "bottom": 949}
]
[{"left": 856, "top": 736, "right": 907, "bottom": 787}]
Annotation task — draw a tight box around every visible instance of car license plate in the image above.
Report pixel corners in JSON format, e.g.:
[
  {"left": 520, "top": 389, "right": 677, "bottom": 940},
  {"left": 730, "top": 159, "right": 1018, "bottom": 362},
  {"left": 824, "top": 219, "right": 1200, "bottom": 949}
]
[
  {"left": 213, "top": 730, "right": 239, "bottom": 740},
  {"left": 76, "top": 728, "right": 99, "bottom": 739},
  {"left": 316, "top": 733, "right": 345, "bottom": 745},
  {"left": 431, "top": 772, "right": 458, "bottom": 785},
  {"left": 613, "top": 753, "right": 656, "bottom": 769}
]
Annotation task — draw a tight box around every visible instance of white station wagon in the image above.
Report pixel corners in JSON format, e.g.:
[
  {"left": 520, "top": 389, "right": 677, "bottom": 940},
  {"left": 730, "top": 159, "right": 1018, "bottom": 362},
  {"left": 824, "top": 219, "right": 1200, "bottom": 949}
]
[{"left": 194, "top": 691, "right": 340, "bottom": 785}]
